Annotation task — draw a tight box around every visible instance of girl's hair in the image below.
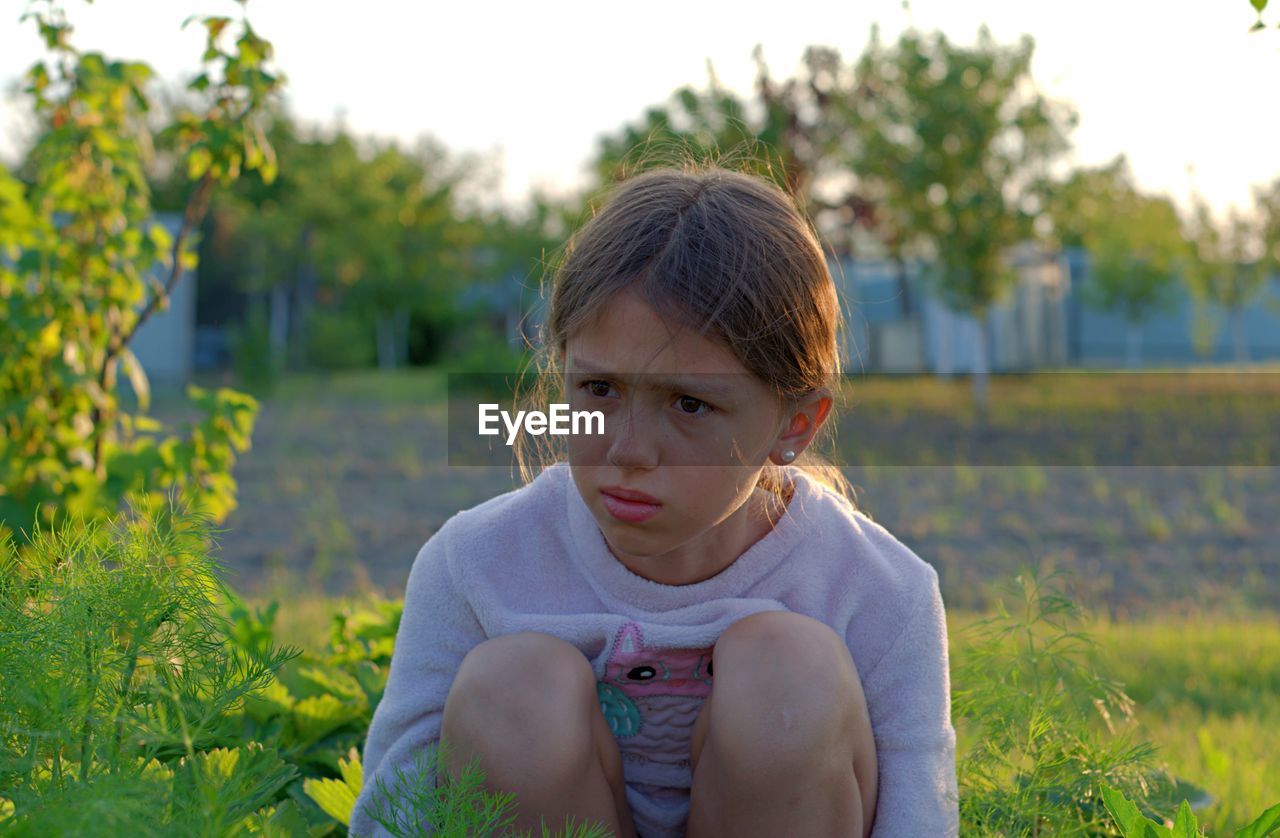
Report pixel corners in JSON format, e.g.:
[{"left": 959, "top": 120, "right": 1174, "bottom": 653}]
[{"left": 511, "top": 159, "right": 859, "bottom": 511}]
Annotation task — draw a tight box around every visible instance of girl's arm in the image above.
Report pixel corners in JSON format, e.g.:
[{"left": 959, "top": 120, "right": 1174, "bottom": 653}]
[
  {"left": 857, "top": 564, "right": 960, "bottom": 838},
  {"left": 349, "top": 523, "right": 486, "bottom": 837}
]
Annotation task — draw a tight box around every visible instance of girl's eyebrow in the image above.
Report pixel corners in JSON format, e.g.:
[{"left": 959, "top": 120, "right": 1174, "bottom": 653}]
[{"left": 566, "top": 361, "right": 736, "bottom": 399}]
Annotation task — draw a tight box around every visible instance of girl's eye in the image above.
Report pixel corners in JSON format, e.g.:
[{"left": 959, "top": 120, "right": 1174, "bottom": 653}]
[
  {"left": 582, "top": 380, "right": 615, "bottom": 398},
  {"left": 676, "top": 395, "right": 714, "bottom": 416}
]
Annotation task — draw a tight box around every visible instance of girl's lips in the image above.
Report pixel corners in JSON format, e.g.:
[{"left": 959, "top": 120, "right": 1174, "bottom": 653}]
[{"left": 600, "top": 490, "right": 661, "bottom": 523}]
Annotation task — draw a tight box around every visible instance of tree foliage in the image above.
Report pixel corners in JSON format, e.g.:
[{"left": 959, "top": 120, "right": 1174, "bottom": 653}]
[
  {"left": 0, "top": 1, "right": 281, "bottom": 544},
  {"left": 200, "top": 116, "right": 524, "bottom": 372},
  {"left": 591, "top": 45, "right": 869, "bottom": 242},
  {"left": 847, "top": 25, "right": 1075, "bottom": 316},
  {"left": 1183, "top": 191, "right": 1274, "bottom": 363},
  {"left": 1049, "top": 156, "right": 1189, "bottom": 325}
]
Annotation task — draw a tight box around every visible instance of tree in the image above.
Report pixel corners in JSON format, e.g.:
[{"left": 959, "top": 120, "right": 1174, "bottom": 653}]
[
  {"left": 1049, "top": 156, "right": 1189, "bottom": 367},
  {"left": 0, "top": 2, "right": 281, "bottom": 543},
  {"left": 197, "top": 118, "right": 488, "bottom": 372},
  {"left": 846, "top": 26, "right": 1076, "bottom": 410},
  {"left": 1184, "top": 194, "right": 1270, "bottom": 363},
  {"left": 591, "top": 47, "right": 873, "bottom": 251}
]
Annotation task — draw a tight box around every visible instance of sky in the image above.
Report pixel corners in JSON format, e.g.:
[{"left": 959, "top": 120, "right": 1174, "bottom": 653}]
[{"left": 2, "top": 0, "right": 1278, "bottom": 220}]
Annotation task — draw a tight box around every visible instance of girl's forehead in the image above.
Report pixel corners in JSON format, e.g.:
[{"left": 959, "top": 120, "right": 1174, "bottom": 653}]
[
  {"left": 567, "top": 289, "right": 748, "bottom": 376},
  {"left": 566, "top": 328, "right": 747, "bottom": 377}
]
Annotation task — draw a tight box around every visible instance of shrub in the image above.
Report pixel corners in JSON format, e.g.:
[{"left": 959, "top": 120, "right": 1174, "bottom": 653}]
[{"left": 0, "top": 1, "right": 277, "bottom": 546}]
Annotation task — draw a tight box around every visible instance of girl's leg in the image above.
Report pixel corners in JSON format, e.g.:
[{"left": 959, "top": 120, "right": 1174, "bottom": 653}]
[
  {"left": 686, "top": 611, "right": 879, "bottom": 838},
  {"left": 440, "top": 632, "right": 639, "bottom": 838}
]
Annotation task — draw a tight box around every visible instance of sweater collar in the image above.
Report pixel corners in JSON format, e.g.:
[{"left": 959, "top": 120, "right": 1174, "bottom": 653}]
[{"left": 559, "top": 462, "right": 817, "bottom": 612}]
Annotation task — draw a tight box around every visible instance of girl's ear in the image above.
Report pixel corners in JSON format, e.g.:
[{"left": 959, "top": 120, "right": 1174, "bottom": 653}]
[{"left": 775, "top": 387, "right": 833, "bottom": 458}]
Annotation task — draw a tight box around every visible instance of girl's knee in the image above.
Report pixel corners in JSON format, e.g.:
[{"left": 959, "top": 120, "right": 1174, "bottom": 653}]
[
  {"left": 717, "top": 611, "right": 861, "bottom": 693},
  {"left": 705, "top": 612, "right": 869, "bottom": 767},
  {"left": 452, "top": 631, "right": 596, "bottom": 702},
  {"left": 444, "top": 632, "right": 599, "bottom": 762}
]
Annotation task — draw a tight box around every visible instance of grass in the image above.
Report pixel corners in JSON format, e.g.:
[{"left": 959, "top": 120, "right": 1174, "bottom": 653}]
[{"left": 956, "top": 608, "right": 1280, "bottom": 835}]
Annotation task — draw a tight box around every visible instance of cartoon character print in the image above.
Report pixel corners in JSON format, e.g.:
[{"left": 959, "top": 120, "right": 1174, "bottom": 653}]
[{"left": 595, "top": 621, "right": 714, "bottom": 757}]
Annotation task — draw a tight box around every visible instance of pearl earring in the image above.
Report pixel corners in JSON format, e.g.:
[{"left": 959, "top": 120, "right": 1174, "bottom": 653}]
[{"left": 782, "top": 449, "right": 796, "bottom": 462}]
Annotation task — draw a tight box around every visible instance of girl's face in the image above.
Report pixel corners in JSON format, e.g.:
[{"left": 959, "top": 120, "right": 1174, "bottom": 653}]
[{"left": 563, "top": 287, "right": 826, "bottom": 586}]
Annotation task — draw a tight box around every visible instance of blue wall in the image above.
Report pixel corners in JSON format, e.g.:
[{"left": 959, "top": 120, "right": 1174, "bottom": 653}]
[
  {"left": 830, "top": 250, "right": 1280, "bottom": 371},
  {"left": 1062, "top": 247, "right": 1280, "bottom": 366}
]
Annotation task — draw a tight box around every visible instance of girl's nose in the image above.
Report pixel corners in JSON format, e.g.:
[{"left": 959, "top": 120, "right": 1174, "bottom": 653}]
[{"left": 606, "top": 403, "right": 660, "bottom": 469}]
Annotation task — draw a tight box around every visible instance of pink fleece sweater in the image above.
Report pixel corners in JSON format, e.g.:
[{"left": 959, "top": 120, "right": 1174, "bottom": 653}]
[{"left": 351, "top": 462, "right": 959, "bottom": 837}]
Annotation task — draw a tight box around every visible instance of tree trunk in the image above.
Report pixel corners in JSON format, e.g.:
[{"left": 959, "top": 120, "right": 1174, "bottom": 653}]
[
  {"left": 375, "top": 310, "right": 396, "bottom": 370},
  {"left": 394, "top": 307, "right": 411, "bottom": 367},
  {"left": 936, "top": 307, "right": 954, "bottom": 378},
  {"left": 895, "top": 256, "right": 912, "bottom": 316},
  {"left": 1231, "top": 307, "right": 1249, "bottom": 364},
  {"left": 293, "top": 225, "right": 317, "bottom": 371},
  {"left": 1125, "top": 323, "right": 1143, "bottom": 369},
  {"left": 269, "top": 281, "right": 289, "bottom": 376},
  {"left": 972, "top": 310, "right": 990, "bottom": 417}
]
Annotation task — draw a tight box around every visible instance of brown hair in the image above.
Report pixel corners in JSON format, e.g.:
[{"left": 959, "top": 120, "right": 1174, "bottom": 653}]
[{"left": 511, "top": 160, "right": 859, "bottom": 511}]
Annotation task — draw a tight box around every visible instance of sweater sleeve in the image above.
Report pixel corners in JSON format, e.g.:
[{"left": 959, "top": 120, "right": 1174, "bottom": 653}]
[
  {"left": 861, "top": 564, "right": 960, "bottom": 838},
  {"left": 349, "top": 524, "right": 486, "bottom": 837}
]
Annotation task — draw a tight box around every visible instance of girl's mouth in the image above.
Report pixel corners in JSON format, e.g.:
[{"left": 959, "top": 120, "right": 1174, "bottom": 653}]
[{"left": 600, "top": 490, "right": 661, "bottom": 523}]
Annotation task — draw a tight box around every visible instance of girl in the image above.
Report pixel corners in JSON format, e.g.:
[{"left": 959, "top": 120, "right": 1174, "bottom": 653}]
[{"left": 351, "top": 165, "right": 958, "bottom": 837}]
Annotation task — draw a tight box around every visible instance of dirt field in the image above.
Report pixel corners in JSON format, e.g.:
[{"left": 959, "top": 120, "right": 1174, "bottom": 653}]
[{"left": 162, "top": 369, "right": 1280, "bottom": 618}]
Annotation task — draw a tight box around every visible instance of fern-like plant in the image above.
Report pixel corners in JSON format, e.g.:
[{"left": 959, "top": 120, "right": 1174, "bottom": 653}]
[
  {"left": 952, "top": 564, "right": 1192, "bottom": 835},
  {"left": 0, "top": 500, "right": 299, "bottom": 834},
  {"left": 357, "top": 737, "right": 612, "bottom": 838}
]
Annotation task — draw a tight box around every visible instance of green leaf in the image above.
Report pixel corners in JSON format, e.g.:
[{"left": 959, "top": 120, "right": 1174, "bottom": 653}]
[
  {"left": 1250, "top": 0, "right": 1267, "bottom": 13},
  {"left": 1235, "top": 800, "right": 1280, "bottom": 838},
  {"left": 1101, "top": 783, "right": 1173, "bottom": 837},
  {"left": 252, "top": 799, "right": 311, "bottom": 837},
  {"left": 187, "top": 147, "right": 213, "bottom": 180},
  {"left": 295, "top": 664, "right": 365, "bottom": 704},
  {"left": 301, "top": 750, "right": 362, "bottom": 827},
  {"left": 292, "top": 694, "right": 361, "bottom": 743},
  {"left": 302, "top": 776, "right": 358, "bottom": 826},
  {"left": 1172, "top": 800, "right": 1200, "bottom": 838},
  {"left": 339, "top": 749, "right": 363, "bottom": 792}
]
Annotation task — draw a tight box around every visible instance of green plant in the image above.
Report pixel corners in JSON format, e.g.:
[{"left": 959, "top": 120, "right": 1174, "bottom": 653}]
[
  {"left": 1101, "top": 782, "right": 1280, "bottom": 837},
  {"left": 357, "top": 739, "right": 612, "bottom": 838},
  {"left": 952, "top": 564, "right": 1190, "bottom": 835},
  {"left": 229, "top": 592, "right": 399, "bottom": 780},
  {"left": 0, "top": 500, "right": 298, "bottom": 834}
]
